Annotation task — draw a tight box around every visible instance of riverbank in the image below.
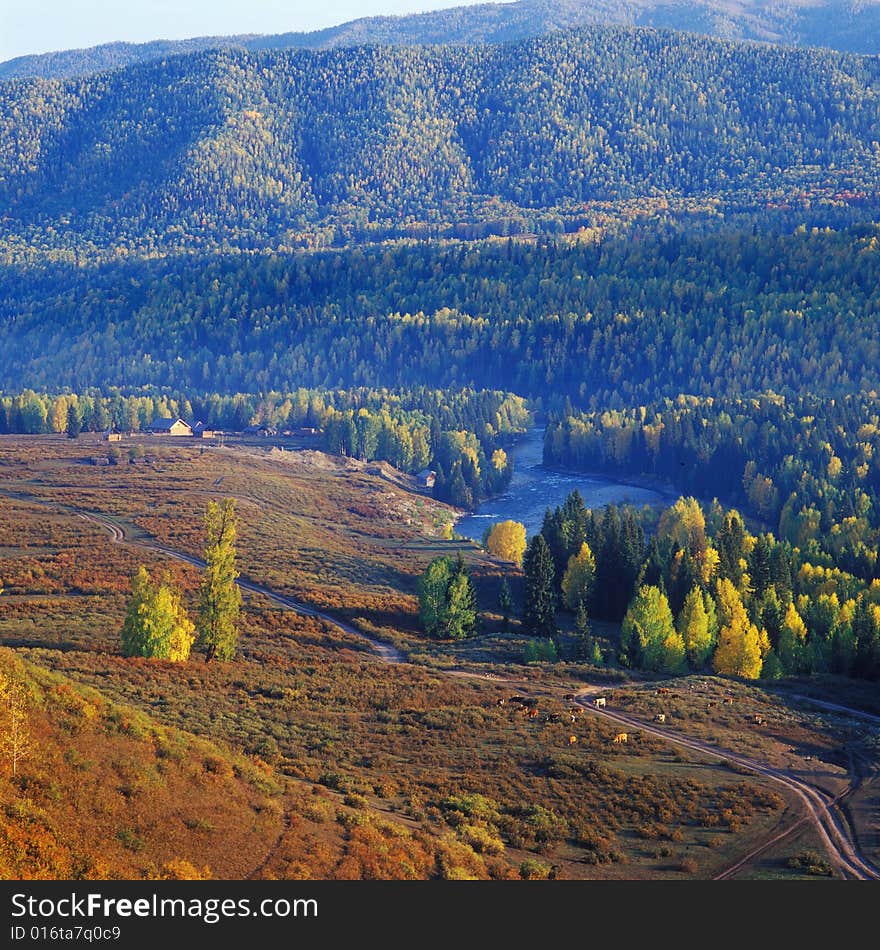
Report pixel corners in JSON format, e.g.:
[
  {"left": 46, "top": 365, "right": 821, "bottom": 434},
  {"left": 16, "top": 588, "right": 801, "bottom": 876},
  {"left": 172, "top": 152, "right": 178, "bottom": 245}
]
[{"left": 454, "top": 427, "right": 676, "bottom": 542}]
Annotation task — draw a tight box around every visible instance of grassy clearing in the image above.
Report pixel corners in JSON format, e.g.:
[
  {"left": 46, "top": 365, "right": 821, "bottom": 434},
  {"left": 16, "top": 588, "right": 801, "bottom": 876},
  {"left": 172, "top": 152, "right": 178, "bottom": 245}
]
[{"left": 0, "top": 435, "right": 868, "bottom": 879}]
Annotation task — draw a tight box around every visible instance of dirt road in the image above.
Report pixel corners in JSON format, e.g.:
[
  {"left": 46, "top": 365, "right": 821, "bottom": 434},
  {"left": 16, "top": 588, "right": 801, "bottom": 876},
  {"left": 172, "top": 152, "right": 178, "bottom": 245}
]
[
  {"left": 571, "top": 693, "right": 879, "bottom": 880},
  {"left": 59, "top": 505, "right": 880, "bottom": 880}
]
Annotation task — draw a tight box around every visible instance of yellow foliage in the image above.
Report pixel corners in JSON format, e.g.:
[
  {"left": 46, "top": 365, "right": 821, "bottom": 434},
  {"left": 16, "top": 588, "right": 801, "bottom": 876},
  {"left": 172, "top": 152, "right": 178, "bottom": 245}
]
[
  {"left": 781, "top": 601, "right": 807, "bottom": 641},
  {"left": 712, "top": 578, "right": 762, "bottom": 678},
  {"left": 484, "top": 520, "right": 527, "bottom": 567},
  {"left": 561, "top": 542, "right": 596, "bottom": 610},
  {"left": 155, "top": 859, "right": 212, "bottom": 880},
  {"left": 490, "top": 448, "right": 507, "bottom": 472},
  {"left": 712, "top": 614, "right": 763, "bottom": 679}
]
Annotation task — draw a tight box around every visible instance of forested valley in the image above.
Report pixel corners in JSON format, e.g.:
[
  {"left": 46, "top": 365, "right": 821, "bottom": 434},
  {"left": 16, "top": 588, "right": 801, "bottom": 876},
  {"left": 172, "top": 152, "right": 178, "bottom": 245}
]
[{"left": 2, "top": 10, "right": 880, "bottom": 882}]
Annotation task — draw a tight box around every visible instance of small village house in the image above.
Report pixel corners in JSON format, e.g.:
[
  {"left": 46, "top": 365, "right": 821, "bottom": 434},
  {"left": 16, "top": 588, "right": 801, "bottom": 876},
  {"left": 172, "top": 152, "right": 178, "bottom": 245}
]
[
  {"left": 147, "top": 417, "right": 193, "bottom": 436},
  {"left": 416, "top": 468, "right": 437, "bottom": 489}
]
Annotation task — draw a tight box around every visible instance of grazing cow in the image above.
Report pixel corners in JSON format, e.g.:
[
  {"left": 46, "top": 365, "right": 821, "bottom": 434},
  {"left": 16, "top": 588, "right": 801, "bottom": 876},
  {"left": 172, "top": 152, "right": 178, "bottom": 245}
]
[
  {"left": 707, "top": 702, "right": 717, "bottom": 709},
  {"left": 496, "top": 698, "right": 506, "bottom": 707},
  {"left": 657, "top": 687, "right": 671, "bottom": 695},
  {"left": 593, "top": 697, "right": 606, "bottom": 708},
  {"left": 568, "top": 735, "right": 578, "bottom": 745},
  {"left": 613, "top": 733, "right": 628, "bottom": 744},
  {"left": 753, "top": 714, "right": 764, "bottom": 725},
  {"left": 528, "top": 707, "right": 539, "bottom": 719},
  {"left": 547, "top": 713, "right": 561, "bottom": 723},
  {"left": 725, "top": 697, "right": 735, "bottom": 705},
  {"left": 656, "top": 713, "right": 666, "bottom": 724},
  {"left": 569, "top": 714, "right": 577, "bottom": 723}
]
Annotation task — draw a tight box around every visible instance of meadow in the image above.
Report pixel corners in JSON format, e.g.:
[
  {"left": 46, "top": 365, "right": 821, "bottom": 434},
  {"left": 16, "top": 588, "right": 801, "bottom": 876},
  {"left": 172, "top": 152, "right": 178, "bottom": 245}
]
[{"left": 0, "top": 433, "right": 868, "bottom": 879}]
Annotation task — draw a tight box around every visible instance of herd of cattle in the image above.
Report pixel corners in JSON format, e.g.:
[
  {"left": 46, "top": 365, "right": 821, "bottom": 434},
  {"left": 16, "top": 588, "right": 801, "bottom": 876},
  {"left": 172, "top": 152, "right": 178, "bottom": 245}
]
[{"left": 495, "top": 693, "right": 630, "bottom": 747}]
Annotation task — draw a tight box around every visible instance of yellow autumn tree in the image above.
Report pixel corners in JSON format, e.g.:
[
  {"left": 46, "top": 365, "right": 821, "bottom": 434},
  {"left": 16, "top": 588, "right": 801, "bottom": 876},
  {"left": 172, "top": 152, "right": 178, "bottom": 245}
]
[
  {"left": 0, "top": 653, "right": 32, "bottom": 777},
  {"left": 712, "top": 578, "right": 763, "bottom": 679},
  {"left": 777, "top": 600, "right": 808, "bottom": 674},
  {"left": 484, "top": 520, "right": 527, "bottom": 567},
  {"left": 677, "top": 586, "right": 715, "bottom": 669},
  {"left": 561, "top": 541, "right": 596, "bottom": 610},
  {"left": 621, "top": 585, "right": 685, "bottom": 673},
  {"left": 658, "top": 496, "right": 707, "bottom": 555}
]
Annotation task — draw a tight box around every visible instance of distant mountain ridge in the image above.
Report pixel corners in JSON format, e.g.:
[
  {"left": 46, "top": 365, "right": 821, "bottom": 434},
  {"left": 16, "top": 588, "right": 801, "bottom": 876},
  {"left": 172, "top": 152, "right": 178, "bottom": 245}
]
[
  {"left": 2, "top": 0, "right": 880, "bottom": 81},
  {"left": 2, "top": 25, "right": 879, "bottom": 259}
]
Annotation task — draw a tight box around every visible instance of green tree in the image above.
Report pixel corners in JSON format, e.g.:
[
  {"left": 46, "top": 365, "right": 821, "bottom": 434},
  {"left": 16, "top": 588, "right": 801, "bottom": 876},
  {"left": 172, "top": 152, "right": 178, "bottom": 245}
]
[
  {"left": 196, "top": 498, "right": 242, "bottom": 662},
  {"left": 621, "top": 585, "right": 684, "bottom": 673},
  {"left": 522, "top": 534, "right": 557, "bottom": 639},
  {"left": 677, "top": 586, "right": 715, "bottom": 669},
  {"left": 498, "top": 576, "right": 513, "bottom": 631},
  {"left": 65, "top": 403, "right": 81, "bottom": 439},
  {"left": 445, "top": 556, "right": 479, "bottom": 641},
  {"left": 524, "top": 638, "right": 558, "bottom": 663},
  {"left": 418, "top": 554, "right": 478, "bottom": 640},
  {"left": 121, "top": 567, "right": 195, "bottom": 662}
]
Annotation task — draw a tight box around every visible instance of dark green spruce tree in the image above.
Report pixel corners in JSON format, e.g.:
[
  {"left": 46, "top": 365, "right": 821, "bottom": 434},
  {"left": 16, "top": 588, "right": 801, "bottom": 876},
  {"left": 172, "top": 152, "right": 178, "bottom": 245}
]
[{"left": 522, "top": 534, "right": 557, "bottom": 639}]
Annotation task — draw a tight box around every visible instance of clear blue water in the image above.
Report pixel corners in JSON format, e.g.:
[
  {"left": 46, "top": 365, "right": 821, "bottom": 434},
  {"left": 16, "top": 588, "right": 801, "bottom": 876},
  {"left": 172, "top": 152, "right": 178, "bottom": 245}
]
[{"left": 455, "top": 428, "right": 666, "bottom": 542}]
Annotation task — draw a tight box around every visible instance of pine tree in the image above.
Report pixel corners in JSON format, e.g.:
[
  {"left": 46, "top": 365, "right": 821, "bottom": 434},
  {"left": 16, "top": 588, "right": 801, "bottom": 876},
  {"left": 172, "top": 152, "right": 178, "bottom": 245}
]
[
  {"left": 65, "top": 403, "right": 81, "bottom": 439},
  {"left": 573, "top": 598, "right": 596, "bottom": 662},
  {"left": 522, "top": 534, "right": 557, "bottom": 639},
  {"left": 498, "top": 577, "right": 513, "bottom": 631},
  {"left": 197, "top": 498, "right": 242, "bottom": 662}
]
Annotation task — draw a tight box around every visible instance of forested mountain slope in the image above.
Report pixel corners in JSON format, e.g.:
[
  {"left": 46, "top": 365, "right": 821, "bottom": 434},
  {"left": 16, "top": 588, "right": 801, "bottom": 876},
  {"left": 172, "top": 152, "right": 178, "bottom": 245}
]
[
  {"left": 3, "top": 0, "right": 880, "bottom": 81},
  {"left": 3, "top": 222, "right": 879, "bottom": 401},
  {"left": 2, "top": 27, "right": 879, "bottom": 258}
]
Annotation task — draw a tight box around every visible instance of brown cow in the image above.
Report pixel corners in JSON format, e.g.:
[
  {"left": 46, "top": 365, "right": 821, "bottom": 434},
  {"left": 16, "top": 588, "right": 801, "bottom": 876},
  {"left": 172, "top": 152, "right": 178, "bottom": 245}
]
[
  {"left": 613, "top": 733, "right": 628, "bottom": 744},
  {"left": 568, "top": 735, "right": 578, "bottom": 745}
]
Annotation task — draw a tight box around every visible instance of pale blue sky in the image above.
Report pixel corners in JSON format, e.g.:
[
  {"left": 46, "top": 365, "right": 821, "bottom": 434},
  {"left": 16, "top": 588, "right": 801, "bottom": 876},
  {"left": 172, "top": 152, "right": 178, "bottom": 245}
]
[{"left": 0, "top": 0, "right": 494, "bottom": 62}]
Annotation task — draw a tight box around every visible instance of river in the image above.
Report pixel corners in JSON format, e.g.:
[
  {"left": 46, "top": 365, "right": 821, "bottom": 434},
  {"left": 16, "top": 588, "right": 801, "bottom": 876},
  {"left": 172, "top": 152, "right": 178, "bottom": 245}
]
[{"left": 454, "top": 428, "right": 669, "bottom": 541}]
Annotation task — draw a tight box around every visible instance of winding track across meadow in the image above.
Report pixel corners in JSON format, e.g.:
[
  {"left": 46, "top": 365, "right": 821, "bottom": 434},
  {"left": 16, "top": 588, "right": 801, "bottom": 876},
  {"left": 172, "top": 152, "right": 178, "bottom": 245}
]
[{"left": 57, "top": 507, "right": 880, "bottom": 880}]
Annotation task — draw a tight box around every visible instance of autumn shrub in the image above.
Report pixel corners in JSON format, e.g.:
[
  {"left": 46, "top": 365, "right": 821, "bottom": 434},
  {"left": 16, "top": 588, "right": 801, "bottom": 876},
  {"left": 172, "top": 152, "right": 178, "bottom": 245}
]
[
  {"left": 519, "top": 859, "right": 552, "bottom": 880},
  {"left": 787, "top": 850, "right": 833, "bottom": 876},
  {"left": 458, "top": 823, "right": 505, "bottom": 856},
  {"left": 154, "top": 859, "right": 212, "bottom": 880}
]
